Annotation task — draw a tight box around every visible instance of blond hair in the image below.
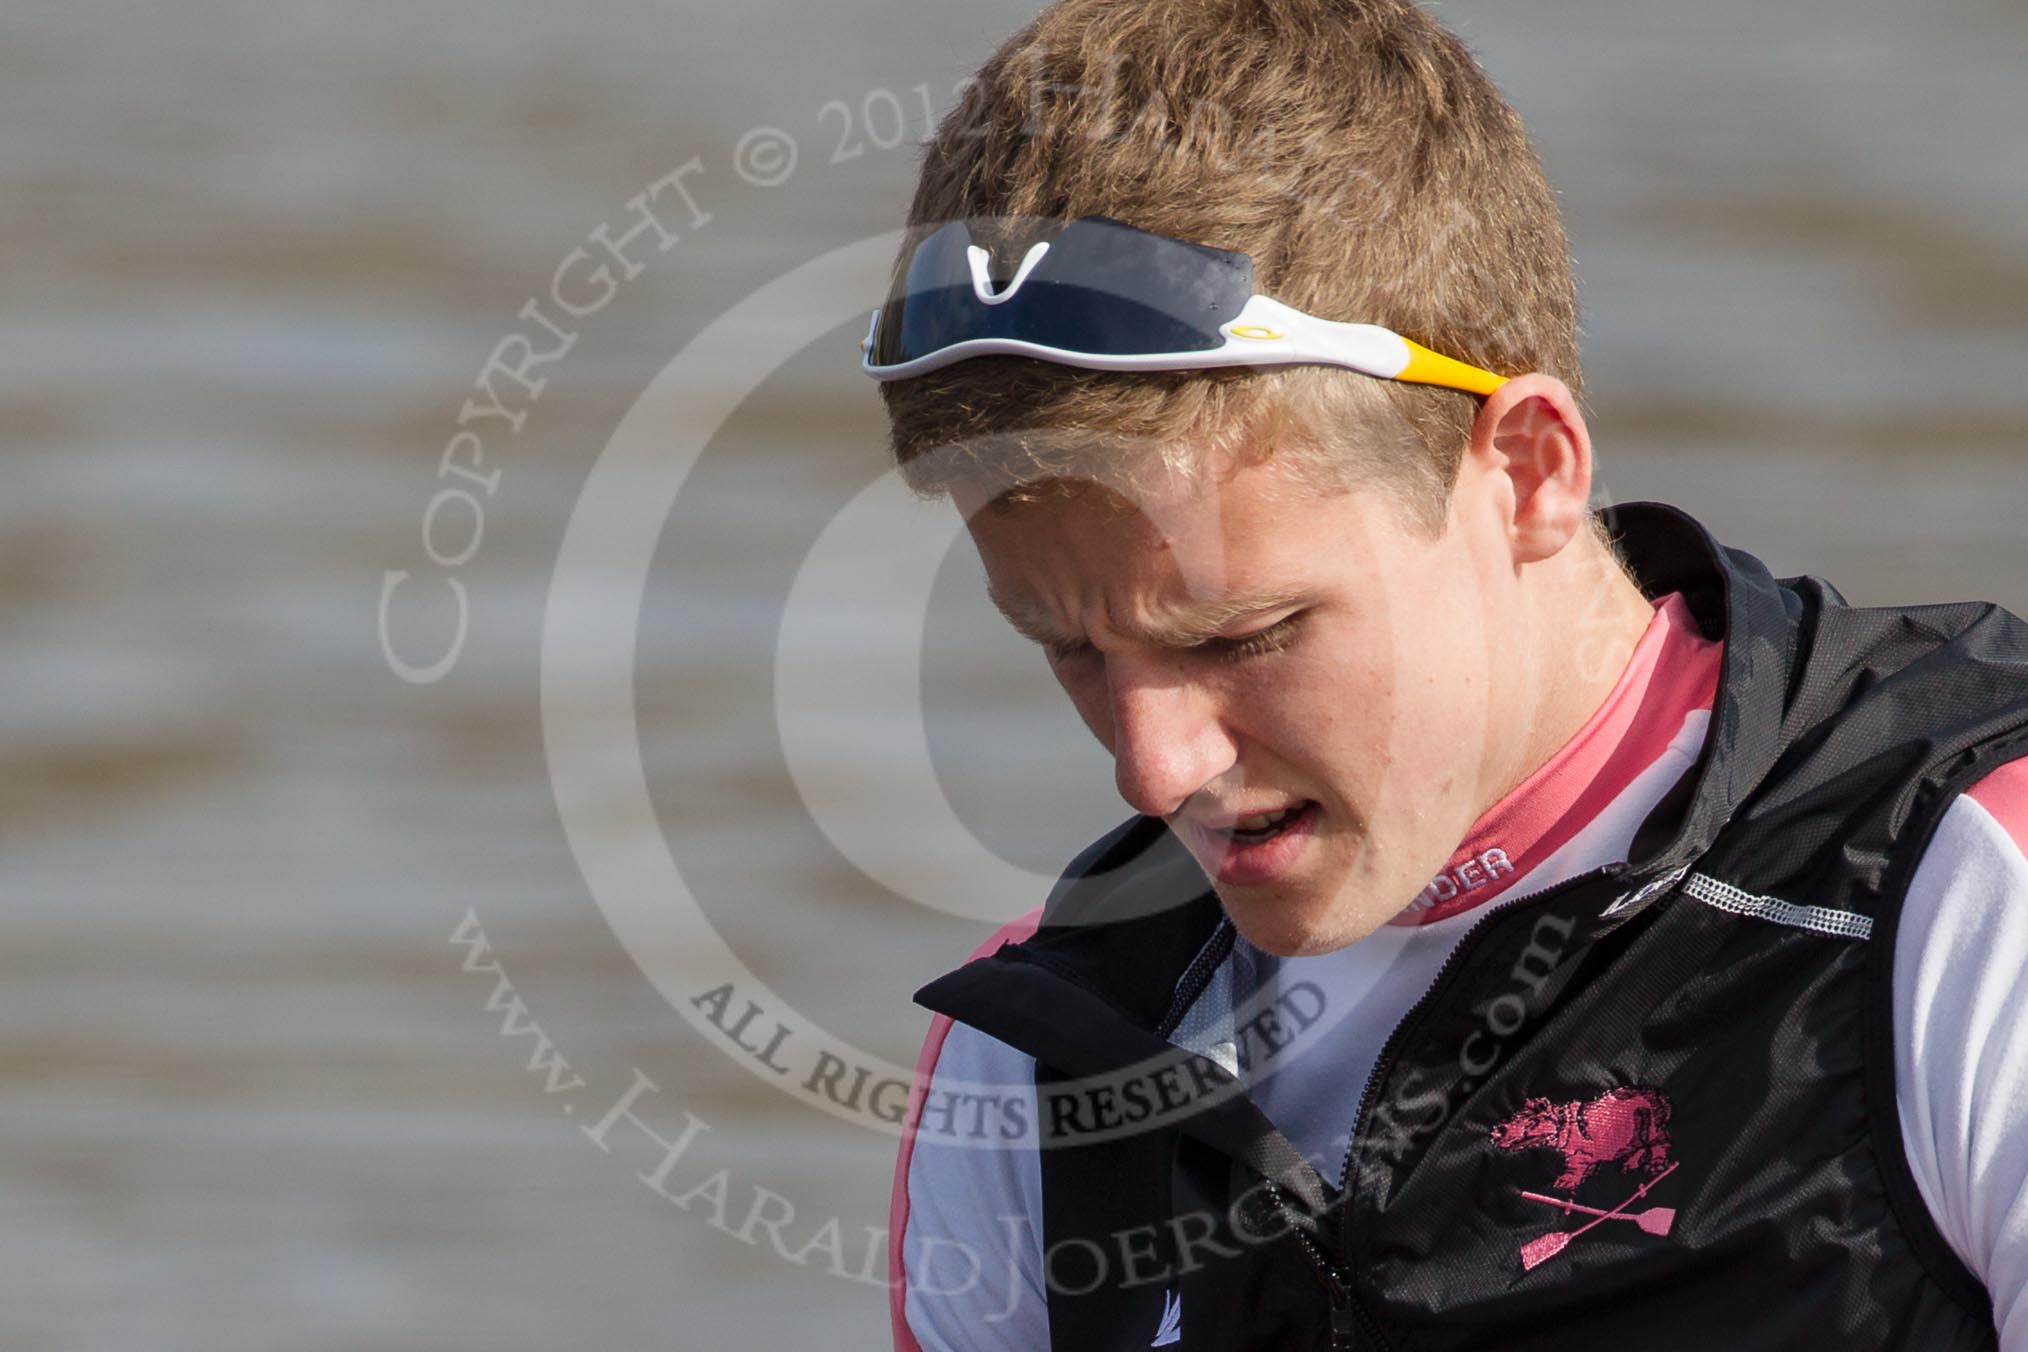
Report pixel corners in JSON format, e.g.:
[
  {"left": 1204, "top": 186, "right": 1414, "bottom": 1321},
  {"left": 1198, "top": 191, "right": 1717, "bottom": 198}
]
[{"left": 879, "top": 0, "right": 1581, "bottom": 527}]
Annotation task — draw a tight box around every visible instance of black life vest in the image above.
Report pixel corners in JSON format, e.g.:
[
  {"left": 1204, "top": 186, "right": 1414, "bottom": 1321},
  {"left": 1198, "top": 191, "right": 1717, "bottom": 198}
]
[{"left": 916, "top": 502, "right": 2028, "bottom": 1350}]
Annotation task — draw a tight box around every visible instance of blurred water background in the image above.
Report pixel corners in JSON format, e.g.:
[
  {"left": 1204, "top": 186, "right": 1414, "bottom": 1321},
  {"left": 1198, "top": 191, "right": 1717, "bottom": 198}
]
[{"left": 2, "top": 0, "right": 2024, "bottom": 1347}]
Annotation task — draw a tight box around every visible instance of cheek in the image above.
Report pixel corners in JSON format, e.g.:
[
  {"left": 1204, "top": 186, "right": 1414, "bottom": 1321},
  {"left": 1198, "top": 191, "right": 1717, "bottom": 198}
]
[
  {"left": 1286, "top": 629, "right": 1392, "bottom": 708},
  {"left": 1221, "top": 656, "right": 1366, "bottom": 767},
  {"left": 1245, "top": 635, "right": 1434, "bottom": 793}
]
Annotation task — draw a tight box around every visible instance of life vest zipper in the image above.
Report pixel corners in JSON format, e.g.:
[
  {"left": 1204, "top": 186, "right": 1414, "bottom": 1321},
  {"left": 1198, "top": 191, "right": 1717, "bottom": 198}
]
[{"left": 1262, "top": 1179, "right": 1388, "bottom": 1351}]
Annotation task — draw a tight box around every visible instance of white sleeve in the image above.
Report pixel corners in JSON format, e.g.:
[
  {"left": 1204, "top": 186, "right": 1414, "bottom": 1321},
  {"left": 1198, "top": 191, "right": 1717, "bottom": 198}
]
[
  {"left": 896, "top": 1020, "right": 1049, "bottom": 1351},
  {"left": 1895, "top": 786, "right": 2028, "bottom": 1347}
]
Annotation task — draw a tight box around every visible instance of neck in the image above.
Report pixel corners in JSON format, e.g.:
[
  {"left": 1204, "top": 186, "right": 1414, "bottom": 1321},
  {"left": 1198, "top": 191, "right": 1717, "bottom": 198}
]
[{"left": 1495, "top": 537, "right": 1658, "bottom": 809}]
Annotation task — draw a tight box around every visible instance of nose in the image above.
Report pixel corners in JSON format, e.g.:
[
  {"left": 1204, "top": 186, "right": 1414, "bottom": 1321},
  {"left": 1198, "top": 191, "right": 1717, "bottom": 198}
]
[{"left": 1104, "top": 659, "right": 1238, "bottom": 819}]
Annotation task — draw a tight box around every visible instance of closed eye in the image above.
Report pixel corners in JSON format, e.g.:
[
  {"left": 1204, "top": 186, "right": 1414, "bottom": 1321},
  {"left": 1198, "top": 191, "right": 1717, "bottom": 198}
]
[
  {"left": 1045, "top": 614, "right": 1303, "bottom": 665},
  {"left": 1206, "top": 614, "right": 1302, "bottom": 662}
]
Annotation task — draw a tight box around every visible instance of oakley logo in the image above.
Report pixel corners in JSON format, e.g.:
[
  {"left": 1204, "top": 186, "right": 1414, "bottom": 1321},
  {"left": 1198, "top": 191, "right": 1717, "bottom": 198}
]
[
  {"left": 966, "top": 241, "right": 1052, "bottom": 306},
  {"left": 1600, "top": 865, "right": 1689, "bottom": 918},
  {"left": 1226, "top": 322, "right": 1287, "bottom": 341}
]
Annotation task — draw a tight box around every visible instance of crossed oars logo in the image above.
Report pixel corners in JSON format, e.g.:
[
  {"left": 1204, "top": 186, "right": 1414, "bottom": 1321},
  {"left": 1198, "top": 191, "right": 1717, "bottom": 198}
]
[{"left": 1517, "top": 1162, "right": 1679, "bottom": 1270}]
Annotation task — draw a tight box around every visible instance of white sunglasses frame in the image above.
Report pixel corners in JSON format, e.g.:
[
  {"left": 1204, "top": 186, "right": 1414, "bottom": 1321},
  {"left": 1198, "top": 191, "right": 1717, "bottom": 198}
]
[{"left": 861, "top": 291, "right": 1509, "bottom": 398}]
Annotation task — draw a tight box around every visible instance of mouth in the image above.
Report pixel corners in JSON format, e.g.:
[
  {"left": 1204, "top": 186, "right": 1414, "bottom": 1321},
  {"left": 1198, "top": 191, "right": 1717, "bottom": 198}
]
[{"left": 1188, "top": 800, "right": 1319, "bottom": 886}]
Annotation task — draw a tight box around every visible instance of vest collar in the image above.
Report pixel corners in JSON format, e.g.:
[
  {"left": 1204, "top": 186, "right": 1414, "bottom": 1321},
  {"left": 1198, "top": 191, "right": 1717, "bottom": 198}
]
[{"left": 1601, "top": 500, "right": 1801, "bottom": 876}]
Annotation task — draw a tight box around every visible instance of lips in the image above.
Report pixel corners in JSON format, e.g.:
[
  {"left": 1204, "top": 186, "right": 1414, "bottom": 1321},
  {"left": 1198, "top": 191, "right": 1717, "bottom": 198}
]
[
  {"left": 1187, "top": 800, "right": 1319, "bottom": 886},
  {"left": 1199, "top": 802, "right": 1309, "bottom": 834},
  {"left": 1227, "top": 804, "right": 1304, "bottom": 837}
]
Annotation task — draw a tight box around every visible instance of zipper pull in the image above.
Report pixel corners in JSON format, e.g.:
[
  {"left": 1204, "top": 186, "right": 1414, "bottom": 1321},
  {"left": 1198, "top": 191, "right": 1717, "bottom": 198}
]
[
  {"left": 1261, "top": 1180, "right": 1375, "bottom": 1350},
  {"left": 1319, "top": 1265, "right": 1360, "bottom": 1349}
]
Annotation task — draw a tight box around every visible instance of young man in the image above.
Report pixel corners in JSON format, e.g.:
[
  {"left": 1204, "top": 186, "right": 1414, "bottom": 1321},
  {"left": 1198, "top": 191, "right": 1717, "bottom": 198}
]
[{"left": 862, "top": 2, "right": 2028, "bottom": 1347}]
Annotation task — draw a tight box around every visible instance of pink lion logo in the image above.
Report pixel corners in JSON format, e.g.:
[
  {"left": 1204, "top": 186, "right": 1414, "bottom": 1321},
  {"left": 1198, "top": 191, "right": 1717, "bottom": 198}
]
[{"left": 1491, "top": 1086, "right": 1673, "bottom": 1191}]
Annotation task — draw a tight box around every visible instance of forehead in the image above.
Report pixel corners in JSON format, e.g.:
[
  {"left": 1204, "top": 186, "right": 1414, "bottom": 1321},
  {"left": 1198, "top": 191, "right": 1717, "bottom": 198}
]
[
  {"left": 964, "top": 457, "right": 1307, "bottom": 567},
  {"left": 959, "top": 457, "right": 1404, "bottom": 640}
]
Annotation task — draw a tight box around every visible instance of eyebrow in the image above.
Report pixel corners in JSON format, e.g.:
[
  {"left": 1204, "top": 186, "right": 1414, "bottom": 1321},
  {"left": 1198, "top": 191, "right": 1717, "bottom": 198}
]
[{"left": 986, "top": 583, "right": 1313, "bottom": 651}]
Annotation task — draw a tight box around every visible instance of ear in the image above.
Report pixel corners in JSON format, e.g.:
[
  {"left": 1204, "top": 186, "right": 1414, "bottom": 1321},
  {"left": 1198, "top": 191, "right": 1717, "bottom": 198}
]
[{"left": 1462, "top": 373, "right": 1594, "bottom": 565}]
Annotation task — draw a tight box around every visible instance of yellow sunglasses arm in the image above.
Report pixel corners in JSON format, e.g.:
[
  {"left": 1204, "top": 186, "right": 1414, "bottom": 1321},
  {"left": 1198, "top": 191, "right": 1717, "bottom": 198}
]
[{"left": 1395, "top": 339, "right": 1510, "bottom": 398}]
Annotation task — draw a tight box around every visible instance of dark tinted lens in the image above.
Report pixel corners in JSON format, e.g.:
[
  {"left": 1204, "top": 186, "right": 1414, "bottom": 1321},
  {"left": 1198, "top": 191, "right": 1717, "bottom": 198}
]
[
  {"left": 870, "top": 216, "right": 1253, "bottom": 369},
  {"left": 870, "top": 220, "right": 976, "bottom": 368}
]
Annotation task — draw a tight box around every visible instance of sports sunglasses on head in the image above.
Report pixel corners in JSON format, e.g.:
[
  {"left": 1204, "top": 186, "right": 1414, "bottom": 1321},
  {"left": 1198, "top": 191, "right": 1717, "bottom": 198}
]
[{"left": 860, "top": 214, "right": 1508, "bottom": 397}]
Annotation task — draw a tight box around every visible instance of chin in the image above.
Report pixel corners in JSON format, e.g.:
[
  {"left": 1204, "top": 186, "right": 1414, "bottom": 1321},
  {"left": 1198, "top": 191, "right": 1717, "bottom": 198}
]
[{"left": 1218, "top": 889, "right": 1377, "bottom": 959}]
